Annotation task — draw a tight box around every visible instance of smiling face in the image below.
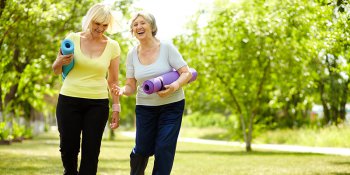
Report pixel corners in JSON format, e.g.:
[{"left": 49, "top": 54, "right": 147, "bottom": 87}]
[
  {"left": 132, "top": 16, "right": 154, "bottom": 41},
  {"left": 90, "top": 21, "right": 109, "bottom": 37},
  {"left": 82, "top": 4, "right": 118, "bottom": 35}
]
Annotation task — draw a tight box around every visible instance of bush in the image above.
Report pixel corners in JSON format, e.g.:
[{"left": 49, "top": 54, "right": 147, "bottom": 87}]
[
  {"left": 0, "top": 122, "right": 10, "bottom": 141},
  {"left": 12, "top": 122, "right": 25, "bottom": 140},
  {"left": 21, "top": 126, "right": 33, "bottom": 139},
  {"left": 183, "top": 112, "right": 236, "bottom": 129}
]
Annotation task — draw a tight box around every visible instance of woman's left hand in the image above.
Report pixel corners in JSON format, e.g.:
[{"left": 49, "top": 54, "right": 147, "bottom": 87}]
[
  {"left": 157, "top": 81, "right": 180, "bottom": 98},
  {"left": 110, "top": 111, "right": 120, "bottom": 129}
]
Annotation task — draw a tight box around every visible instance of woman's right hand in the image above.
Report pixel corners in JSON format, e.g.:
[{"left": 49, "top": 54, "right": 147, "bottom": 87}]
[
  {"left": 57, "top": 52, "right": 74, "bottom": 66},
  {"left": 52, "top": 51, "right": 74, "bottom": 75}
]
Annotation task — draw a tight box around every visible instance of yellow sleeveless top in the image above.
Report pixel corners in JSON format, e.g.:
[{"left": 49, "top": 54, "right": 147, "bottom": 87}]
[{"left": 60, "top": 32, "right": 120, "bottom": 99}]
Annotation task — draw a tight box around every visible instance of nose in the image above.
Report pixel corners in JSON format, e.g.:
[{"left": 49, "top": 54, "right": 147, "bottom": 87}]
[{"left": 136, "top": 24, "right": 143, "bottom": 29}]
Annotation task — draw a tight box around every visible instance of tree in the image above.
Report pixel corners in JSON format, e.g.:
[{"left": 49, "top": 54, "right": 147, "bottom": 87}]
[
  {"left": 0, "top": 0, "right": 135, "bottom": 140},
  {"left": 1, "top": 0, "right": 97, "bottom": 129},
  {"left": 305, "top": 0, "right": 350, "bottom": 125},
  {"left": 174, "top": 0, "right": 342, "bottom": 151}
]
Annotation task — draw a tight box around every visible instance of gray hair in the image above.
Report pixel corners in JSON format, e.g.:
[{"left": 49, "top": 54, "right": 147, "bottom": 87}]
[{"left": 130, "top": 11, "right": 158, "bottom": 36}]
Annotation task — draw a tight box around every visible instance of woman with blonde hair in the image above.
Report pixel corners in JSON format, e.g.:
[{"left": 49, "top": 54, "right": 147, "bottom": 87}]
[{"left": 52, "top": 3, "right": 122, "bottom": 174}]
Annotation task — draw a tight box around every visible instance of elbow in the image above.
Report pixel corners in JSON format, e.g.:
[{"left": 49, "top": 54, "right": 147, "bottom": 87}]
[
  {"left": 52, "top": 68, "right": 60, "bottom": 75},
  {"left": 52, "top": 63, "right": 61, "bottom": 75}
]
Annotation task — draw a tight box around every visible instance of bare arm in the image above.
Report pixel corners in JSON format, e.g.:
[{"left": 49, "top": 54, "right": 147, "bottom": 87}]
[
  {"left": 174, "top": 65, "right": 193, "bottom": 88},
  {"left": 107, "top": 56, "right": 121, "bottom": 129},
  {"left": 121, "top": 78, "right": 137, "bottom": 96},
  {"left": 107, "top": 56, "right": 120, "bottom": 104}
]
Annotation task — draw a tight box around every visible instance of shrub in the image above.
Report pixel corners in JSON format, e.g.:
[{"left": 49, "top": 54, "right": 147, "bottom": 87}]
[{"left": 0, "top": 122, "right": 10, "bottom": 141}]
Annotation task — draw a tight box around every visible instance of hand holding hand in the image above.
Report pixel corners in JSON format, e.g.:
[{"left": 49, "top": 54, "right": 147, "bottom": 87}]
[{"left": 111, "top": 84, "right": 125, "bottom": 96}]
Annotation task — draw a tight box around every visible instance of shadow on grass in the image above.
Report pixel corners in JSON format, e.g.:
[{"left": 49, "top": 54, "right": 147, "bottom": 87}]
[
  {"left": 0, "top": 154, "right": 62, "bottom": 174},
  {"left": 327, "top": 161, "right": 350, "bottom": 175},
  {"left": 177, "top": 150, "right": 324, "bottom": 156},
  {"left": 103, "top": 138, "right": 134, "bottom": 142},
  {"left": 330, "top": 161, "right": 350, "bottom": 166},
  {"left": 98, "top": 166, "right": 129, "bottom": 172},
  {"left": 199, "top": 133, "right": 233, "bottom": 140},
  {"left": 0, "top": 155, "right": 130, "bottom": 175},
  {"left": 99, "top": 157, "right": 130, "bottom": 163},
  {"left": 1, "top": 166, "right": 44, "bottom": 174}
]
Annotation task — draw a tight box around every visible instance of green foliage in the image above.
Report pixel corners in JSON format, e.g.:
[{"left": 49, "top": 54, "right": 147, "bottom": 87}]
[
  {"left": 183, "top": 112, "right": 236, "bottom": 129},
  {"left": 0, "top": 0, "right": 96, "bottom": 120},
  {"left": 23, "top": 126, "right": 33, "bottom": 139},
  {"left": 11, "top": 122, "right": 25, "bottom": 139},
  {"left": 0, "top": 0, "right": 137, "bottom": 135},
  {"left": 0, "top": 0, "right": 349, "bottom": 146},
  {"left": 174, "top": 0, "right": 350, "bottom": 150},
  {"left": 254, "top": 125, "right": 350, "bottom": 147},
  {"left": 0, "top": 122, "right": 10, "bottom": 140},
  {"left": 306, "top": 1, "right": 350, "bottom": 125}
]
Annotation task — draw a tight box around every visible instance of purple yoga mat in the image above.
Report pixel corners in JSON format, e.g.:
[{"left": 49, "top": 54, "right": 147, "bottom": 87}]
[{"left": 142, "top": 68, "right": 198, "bottom": 94}]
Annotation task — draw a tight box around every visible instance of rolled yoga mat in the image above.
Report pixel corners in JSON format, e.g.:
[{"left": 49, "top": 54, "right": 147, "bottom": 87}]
[
  {"left": 142, "top": 68, "right": 198, "bottom": 94},
  {"left": 61, "top": 39, "right": 74, "bottom": 80}
]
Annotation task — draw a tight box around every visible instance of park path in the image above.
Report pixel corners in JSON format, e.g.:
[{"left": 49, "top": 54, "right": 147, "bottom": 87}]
[{"left": 120, "top": 131, "right": 350, "bottom": 156}]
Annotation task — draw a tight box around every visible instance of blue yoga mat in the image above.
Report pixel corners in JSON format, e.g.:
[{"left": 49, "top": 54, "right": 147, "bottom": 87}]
[{"left": 61, "top": 39, "right": 74, "bottom": 80}]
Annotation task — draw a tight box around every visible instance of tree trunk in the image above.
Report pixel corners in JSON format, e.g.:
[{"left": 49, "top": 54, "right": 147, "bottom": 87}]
[
  {"left": 4, "top": 84, "right": 18, "bottom": 106},
  {"left": 319, "top": 81, "right": 330, "bottom": 124},
  {"left": 239, "top": 114, "right": 248, "bottom": 149},
  {"left": 0, "top": 84, "right": 3, "bottom": 112},
  {"left": 339, "top": 80, "right": 349, "bottom": 122},
  {"left": 245, "top": 137, "right": 252, "bottom": 152},
  {"left": 245, "top": 58, "right": 270, "bottom": 152},
  {"left": 0, "top": 0, "right": 6, "bottom": 18},
  {"left": 246, "top": 113, "right": 255, "bottom": 152}
]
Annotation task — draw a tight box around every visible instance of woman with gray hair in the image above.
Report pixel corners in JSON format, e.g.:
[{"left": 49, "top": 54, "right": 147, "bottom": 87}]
[
  {"left": 52, "top": 3, "right": 122, "bottom": 174},
  {"left": 112, "top": 11, "right": 193, "bottom": 175}
]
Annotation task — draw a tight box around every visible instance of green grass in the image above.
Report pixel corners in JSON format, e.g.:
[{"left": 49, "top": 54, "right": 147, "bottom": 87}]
[
  {"left": 180, "top": 125, "right": 350, "bottom": 148},
  {"left": 1, "top": 130, "right": 350, "bottom": 175},
  {"left": 179, "top": 127, "right": 229, "bottom": 139},
  {"left": 254, "top": 125, "right": 350, "bottom": 148}
]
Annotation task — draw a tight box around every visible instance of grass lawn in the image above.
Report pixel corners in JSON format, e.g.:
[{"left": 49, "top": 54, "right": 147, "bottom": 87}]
[{"left": 1, "top": 130, "right": 350, "bottom": 175}]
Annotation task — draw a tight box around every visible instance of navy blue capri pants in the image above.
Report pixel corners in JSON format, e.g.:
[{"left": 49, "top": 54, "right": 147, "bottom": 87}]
[{"left": 132, "top": 99, "right": 185, "bottom": 175}]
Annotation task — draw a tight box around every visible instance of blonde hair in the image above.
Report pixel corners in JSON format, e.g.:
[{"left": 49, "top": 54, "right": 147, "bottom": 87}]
[
  {"left": 129, "top": 11, "right": 157, "bottom": 36},
  {"left": 82, "top": 3, "right": 120, "bottom": 34}
]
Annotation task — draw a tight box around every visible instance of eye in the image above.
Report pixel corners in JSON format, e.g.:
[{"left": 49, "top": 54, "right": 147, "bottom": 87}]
[
  {"left": 103, "top": 24, "right": 108, "bottom": 27},
  {"left": 95, "top": 22, "right": 101, "bottom": 25}
]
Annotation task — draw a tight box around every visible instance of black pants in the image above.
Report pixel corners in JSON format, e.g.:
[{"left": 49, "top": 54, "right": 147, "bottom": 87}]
[{"left": 56, "top": 94, "right": 109, "bottom": 175}]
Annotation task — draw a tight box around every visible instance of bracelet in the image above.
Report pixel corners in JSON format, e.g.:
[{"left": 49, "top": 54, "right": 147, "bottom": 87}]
[{"left": 112, "top": 104, "right": 121, "bottom": 112}]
